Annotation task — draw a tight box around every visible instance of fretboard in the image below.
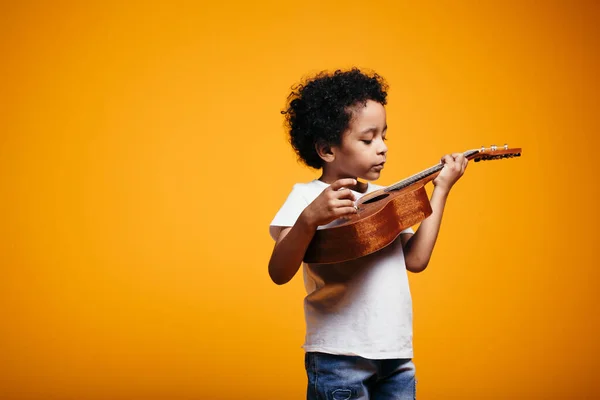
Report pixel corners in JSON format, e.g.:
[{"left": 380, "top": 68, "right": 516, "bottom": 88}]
[{"left": 384, "top": 150, "right": 479, "bottom": 192}]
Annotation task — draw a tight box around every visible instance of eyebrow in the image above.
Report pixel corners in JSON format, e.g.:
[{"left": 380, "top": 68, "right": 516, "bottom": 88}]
[{"left": 360, "top": 125, "right": 387, "bottom": 134}]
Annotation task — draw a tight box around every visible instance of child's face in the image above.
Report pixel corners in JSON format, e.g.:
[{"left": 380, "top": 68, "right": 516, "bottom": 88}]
[{"left": 330, "top": 100, "right": 388, "bottom": 181}]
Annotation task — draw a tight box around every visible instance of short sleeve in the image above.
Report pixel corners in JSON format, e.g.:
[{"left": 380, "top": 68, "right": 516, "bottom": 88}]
[
  {"left": 401, "top": 227, "right": 414, "bottom": 234},
  {"left": 269, "top": 185, "right": 310, "bottom": 240}
]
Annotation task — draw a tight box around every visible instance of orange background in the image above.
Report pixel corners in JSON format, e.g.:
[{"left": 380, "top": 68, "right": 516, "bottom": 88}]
[{"left": 1, "top": 1, "right": 599, "bottom": 399}]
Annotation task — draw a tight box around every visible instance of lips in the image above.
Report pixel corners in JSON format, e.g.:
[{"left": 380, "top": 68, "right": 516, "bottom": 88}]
[{"left": 373, "top": 162, "right": 385, "bottom": 171}]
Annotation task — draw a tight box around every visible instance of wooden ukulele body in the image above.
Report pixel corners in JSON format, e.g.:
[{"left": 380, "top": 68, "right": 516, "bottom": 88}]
[{"left": 303, "top": 184, "right": 432, "bottom": 264}]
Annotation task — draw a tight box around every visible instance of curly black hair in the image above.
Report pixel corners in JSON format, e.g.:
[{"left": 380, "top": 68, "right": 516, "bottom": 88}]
[{"left": 281, "top": 68, "right": 389, "bottom": 169}]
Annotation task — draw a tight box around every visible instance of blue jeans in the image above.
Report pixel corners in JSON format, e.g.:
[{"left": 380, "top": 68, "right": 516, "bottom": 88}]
[{"left": 305, "top": 352, "right": 416, "bottom": 400}]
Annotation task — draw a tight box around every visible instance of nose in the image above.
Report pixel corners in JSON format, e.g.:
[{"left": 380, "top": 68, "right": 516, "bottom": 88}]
[{"left": 377, "top": 138, "right": 388, "bottom": 155}]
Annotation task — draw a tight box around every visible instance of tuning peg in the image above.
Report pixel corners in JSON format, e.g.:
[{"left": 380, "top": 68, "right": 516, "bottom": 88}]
[
  {"left": 504, "top": 144, "right": 508, "bottom": 150},
  {"left": 491, "top": 144, "right": 497, "bottom": 151}
]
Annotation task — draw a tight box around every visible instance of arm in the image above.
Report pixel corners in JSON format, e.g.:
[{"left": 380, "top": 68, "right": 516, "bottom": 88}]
[
  {"left": 268, "top": 178, "right": 358, "bottom": 285},
  {"left": 401, "top": 153, "right": 468, "bottom": 273},
  {"left": 268, "top": 213, "right": 315, "bottom": 285}
]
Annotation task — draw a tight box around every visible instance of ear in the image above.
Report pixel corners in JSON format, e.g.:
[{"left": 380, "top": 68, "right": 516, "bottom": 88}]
[{"left": 315, "top": 140, "right": 336, "bottom": 163}]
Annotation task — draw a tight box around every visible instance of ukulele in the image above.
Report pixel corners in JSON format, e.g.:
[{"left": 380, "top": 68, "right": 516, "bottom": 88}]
[{"left": 303, "top": 145, "right": 522, "bottom": 264}]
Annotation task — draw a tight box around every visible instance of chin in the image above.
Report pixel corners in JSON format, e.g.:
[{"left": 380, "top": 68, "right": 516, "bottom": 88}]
[{"left": 362, "top": 172, "right": 381, "bottom": 181}]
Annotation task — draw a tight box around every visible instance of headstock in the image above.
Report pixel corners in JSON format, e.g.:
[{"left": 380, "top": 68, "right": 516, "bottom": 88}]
[{"left": 465, "top": 144, "right": 522, "bottom": 162}]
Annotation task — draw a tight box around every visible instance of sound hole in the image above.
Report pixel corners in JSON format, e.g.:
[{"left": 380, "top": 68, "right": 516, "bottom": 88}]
[{"left": 362, "top": 193, "right": 390, "bottom": 204}]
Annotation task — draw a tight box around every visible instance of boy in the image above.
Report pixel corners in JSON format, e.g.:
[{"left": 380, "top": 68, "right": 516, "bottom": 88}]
[{"left": 269, "top": 68, "right": 467, "bottom": 399}]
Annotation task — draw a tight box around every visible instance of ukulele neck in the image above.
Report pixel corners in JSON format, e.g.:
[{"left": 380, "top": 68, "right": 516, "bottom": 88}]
[{"left": 384, "top": 150, "right": 480, "bottom": 192}]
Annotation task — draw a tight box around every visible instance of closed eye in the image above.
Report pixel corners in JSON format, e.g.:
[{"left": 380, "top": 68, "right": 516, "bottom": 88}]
[{"left": 361, "top": 140, "right": 372, "bottom": 144}]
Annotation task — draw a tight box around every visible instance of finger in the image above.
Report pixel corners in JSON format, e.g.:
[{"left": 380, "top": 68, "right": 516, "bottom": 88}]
[
  {"left": 330, "top": 178, "right": 357, "bottom": 191},
  {"left": 440, "top": 154, "right": 454, "bottom": 164},
  {"left": 440, "top": 155, "right": 455, "bottom": 171},
  {"left": 335, "top": 206, "right": 359, "bottom": 217},
  {"left": 452, "top": 153, "right": 466, "bottom": 172},
  {"left": 454, "top": 154, "right": 467, "bottom": 168},
  {"left": 335, "top": 188, "right": 356, "bottom": 201},
  {"left": 334, "top": 199, "right": 355, "bottom": 209}
]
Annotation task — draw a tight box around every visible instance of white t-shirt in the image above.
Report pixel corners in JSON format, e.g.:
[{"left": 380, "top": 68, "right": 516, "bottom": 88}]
[{"left": 270, "top": 179, "right": 415, "bottom": 359}]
